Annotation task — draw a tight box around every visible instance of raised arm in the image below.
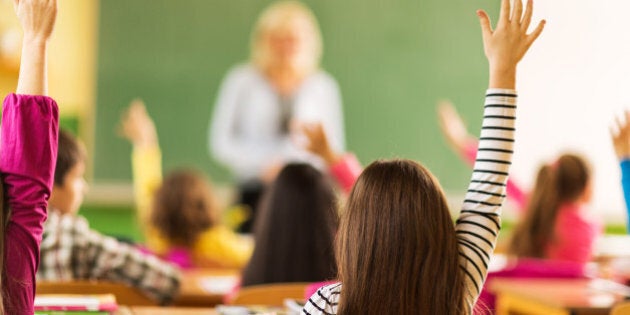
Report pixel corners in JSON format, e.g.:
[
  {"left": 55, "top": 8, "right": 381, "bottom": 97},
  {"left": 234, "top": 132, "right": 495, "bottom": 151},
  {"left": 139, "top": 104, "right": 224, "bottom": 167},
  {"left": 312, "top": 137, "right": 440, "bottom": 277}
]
[
  {"left": 298, "top": 122, "right": 362, "bottom": 193},
  {"left": 2, "top": 0, "right": 58, "bottom": 313},
  {"left": 610, "top": 111, "right": 630, "bottom": 232},
  {"left": 455, "top": 0, "right": 544, "bottom": 309},
  {"left": 120, "top": 99, "right": 162, "bottom": 227}
]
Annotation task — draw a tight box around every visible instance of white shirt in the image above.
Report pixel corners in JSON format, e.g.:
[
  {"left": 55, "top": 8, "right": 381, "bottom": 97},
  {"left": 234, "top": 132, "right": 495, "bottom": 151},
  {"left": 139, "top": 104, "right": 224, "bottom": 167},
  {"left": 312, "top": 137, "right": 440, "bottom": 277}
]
[{"left": 209, "top": 64, "right": 345, "bottom": 180}]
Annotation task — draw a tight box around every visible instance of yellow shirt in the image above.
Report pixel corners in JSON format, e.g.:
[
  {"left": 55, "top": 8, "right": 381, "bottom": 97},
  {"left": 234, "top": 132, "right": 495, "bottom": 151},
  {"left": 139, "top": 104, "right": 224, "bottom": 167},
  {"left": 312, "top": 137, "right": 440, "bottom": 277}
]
[{"left": 132, "top": 145, "right": 252, "bottom": 268}]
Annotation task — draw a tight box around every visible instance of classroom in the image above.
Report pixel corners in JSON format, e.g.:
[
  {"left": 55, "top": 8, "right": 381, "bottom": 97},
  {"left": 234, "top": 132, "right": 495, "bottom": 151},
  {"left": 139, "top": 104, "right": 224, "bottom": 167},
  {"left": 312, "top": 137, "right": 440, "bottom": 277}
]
[{"left": 2, "top": 0, "right": 630, "bottom": 314}]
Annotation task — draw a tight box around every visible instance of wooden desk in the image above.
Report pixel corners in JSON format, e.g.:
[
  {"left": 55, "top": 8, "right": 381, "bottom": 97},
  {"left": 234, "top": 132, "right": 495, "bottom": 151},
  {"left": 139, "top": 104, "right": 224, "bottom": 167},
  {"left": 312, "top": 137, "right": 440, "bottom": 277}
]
[
  {"left": 490, "top": 278, "right": 625, "bottom": 315},
  {"left": 173, "top": 268, "right": 240, "bottom": 307}
]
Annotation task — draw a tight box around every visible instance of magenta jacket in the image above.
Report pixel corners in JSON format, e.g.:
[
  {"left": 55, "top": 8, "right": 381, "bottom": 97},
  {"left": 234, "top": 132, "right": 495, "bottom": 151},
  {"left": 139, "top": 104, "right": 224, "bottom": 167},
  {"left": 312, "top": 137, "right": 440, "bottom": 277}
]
[{"left": 1, "top": 94, "right": 58, "bottom": 314}]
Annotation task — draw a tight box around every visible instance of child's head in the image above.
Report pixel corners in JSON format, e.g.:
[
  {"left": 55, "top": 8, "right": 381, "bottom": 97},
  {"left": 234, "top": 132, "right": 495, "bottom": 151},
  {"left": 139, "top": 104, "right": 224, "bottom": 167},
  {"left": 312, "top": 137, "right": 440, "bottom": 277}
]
[
  {"left": 242, "top": 163, "right": 338, "bottom": 286},
  {"left": 509, "top": 153, "right": 591, "bottom": 258},
  {"left": 151, "top": 169, "right": 217, "bottom": 248},
  {"left": 50, "top": 130, "right": 88, "bottom": 215},
  {"left": 336, "top": 159, "right": 465, "bottom": 314}
]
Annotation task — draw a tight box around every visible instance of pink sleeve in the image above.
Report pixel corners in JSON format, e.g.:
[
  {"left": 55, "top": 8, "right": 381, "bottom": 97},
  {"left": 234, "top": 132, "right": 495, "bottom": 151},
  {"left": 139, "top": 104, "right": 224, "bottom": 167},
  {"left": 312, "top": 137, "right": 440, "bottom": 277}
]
[
  {"left": 329, "top": 153, "right": 362, "bottom": 194},
  {"left": 462, "top": 141, "right": 527, "bottom": 212},
  {"left": 547, "top": 209, "right": 602, "bottom": 265},
  {"left": 1, "top": 93, "right": 58, "bottom": 314}
]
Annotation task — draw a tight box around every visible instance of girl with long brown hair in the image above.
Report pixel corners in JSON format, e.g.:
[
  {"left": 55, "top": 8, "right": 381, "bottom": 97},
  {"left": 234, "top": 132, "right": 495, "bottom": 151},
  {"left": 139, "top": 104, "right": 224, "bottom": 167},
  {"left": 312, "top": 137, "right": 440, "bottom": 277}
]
[
  {"left": 508, "top": 154, "right": 600, "bottom": 263},
  {"left": 303, "top": 0, "right": 545, "bottom": 314},
  {"left": 1, "top": 0, "right": 59, "bottom": 313}
]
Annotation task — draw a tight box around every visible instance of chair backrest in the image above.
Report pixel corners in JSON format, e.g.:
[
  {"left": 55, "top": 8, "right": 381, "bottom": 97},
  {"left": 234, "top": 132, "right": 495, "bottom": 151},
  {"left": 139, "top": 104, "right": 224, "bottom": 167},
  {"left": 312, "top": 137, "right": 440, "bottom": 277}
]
[
  {"left": 36, "top": 280, "right": 156, "bottom": 306},
  {"left": 612, "top": 302, "right": 630, "bottom": 315},
  {"left": 231, "top": 282, "right": 310, "bottom": 306}
]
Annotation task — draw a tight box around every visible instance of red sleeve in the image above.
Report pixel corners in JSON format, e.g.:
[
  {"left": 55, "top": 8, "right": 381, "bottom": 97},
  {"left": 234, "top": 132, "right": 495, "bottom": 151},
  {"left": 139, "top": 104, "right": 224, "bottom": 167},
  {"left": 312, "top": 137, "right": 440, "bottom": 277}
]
[
  {"left": 329, "top": 153, "right": 362, "bottom": 194},
  {"left": 1, "top": 93, "right": 59, "bottom": 314}
]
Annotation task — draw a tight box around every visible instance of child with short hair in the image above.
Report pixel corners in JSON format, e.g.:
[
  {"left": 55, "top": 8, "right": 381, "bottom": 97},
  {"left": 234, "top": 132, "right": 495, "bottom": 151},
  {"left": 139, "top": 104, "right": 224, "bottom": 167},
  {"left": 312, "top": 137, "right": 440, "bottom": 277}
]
[
  {"left": 303, "top": 0, "right": 545, "bottom": 313},
  {"left": 37, "top": 129, "right": 181, "bottom": 305},
  {"left": 120, "top": 100, "right": 253, "bottom": 269}
]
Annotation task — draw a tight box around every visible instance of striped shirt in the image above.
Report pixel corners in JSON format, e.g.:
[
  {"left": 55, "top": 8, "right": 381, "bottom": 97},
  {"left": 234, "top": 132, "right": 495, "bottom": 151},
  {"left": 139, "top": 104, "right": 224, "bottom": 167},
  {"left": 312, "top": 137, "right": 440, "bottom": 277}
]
[{"left": 302, "top": 89, "right": 517, "bottom": 314}]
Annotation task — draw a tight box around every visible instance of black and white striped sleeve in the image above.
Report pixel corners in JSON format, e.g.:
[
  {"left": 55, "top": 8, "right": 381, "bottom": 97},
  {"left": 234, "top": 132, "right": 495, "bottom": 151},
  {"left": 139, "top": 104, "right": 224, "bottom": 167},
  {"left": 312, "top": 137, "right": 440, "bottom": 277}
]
[
  {"left": 302, "top": 282, "right": 341, "bottom": 315},
  {"left": 455, "top": 89, "right": 517, "bottom": 310}
]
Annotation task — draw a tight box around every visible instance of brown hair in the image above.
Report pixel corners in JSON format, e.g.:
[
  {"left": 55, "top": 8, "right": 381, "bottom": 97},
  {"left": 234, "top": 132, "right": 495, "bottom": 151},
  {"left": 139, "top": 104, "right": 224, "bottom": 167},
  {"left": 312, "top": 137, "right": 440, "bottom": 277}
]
[
  {"left": 509, "top": 153, "right": 591, "bottom": 258},
  {"left": 151, "top": 169, "right": 217, "bottom": 248},
  {"left": 336, "top": 159, "right": 466, "bottom": 315},
  {"left": 54, "top": 129, "right": 86, "bottom": 186},
  {"left": 242, "top": 163, "right": 338, "bottom": 286}
]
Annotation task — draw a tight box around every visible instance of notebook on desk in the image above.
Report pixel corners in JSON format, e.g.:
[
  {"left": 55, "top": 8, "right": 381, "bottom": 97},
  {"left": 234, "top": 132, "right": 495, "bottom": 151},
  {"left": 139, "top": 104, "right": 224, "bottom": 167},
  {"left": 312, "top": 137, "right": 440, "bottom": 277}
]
[{"left": 34, "top": 294, "right": 118, "bottom": 314}]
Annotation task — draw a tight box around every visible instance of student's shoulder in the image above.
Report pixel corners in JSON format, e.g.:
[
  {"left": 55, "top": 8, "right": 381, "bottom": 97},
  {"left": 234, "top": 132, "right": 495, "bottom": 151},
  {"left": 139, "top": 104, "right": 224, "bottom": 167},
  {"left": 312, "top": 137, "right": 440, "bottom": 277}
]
[
  {"left": 45, "top": 210, "right": 90, "bottom": 232},
  {"left": 304, "top": 282, "right": 342, "bottom": 312}
]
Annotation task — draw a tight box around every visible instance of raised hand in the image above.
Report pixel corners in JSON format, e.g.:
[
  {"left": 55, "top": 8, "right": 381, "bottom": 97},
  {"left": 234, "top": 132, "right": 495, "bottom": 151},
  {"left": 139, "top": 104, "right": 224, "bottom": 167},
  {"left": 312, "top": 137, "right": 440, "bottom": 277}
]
[
  {"left": 298, "top": 122, "right": 339, "bottom": 166},
  {"left": 14, "top": 0, "right": 57, "bottom": 44},
  {"left": 119, "top": 99, "right": 158, "bottom": 148},
  {"left": 477, "top": 0, "right": 545, "bottom": 89},
  {"left": 437, "top": 100, "right": 476, "bottom": 153},
  {"left": 14, "top": 0, "right": 57, "bottom": 95},
  {"left": 611, "top": 111, "right": 630, "bottom": 160}
]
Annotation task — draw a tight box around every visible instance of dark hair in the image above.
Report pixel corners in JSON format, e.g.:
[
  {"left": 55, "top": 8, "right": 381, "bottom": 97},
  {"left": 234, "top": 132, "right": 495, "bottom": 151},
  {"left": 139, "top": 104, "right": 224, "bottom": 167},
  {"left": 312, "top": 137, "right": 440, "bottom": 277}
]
[
  {"left": 336, "top": 159, "right": 466, "bottom": 315},
  {"left": 151, "top": 169, "right": 217, "bottom": 248},
  {"left": 241, "top": 163, "right": 338, "bottom": 287},
  {"left": 54, "top": 129, "right": 86, "bottom": 186},
  {"left": 509, "top": 153, "right": 590, "bottom": 258}
]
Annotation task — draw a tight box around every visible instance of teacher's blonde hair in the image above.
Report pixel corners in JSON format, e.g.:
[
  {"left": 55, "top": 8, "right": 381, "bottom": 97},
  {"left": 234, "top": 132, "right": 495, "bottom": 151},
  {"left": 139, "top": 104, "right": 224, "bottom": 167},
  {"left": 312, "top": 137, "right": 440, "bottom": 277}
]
[{"left": 250, "top": 1, "right": 322, "bottom": 75}]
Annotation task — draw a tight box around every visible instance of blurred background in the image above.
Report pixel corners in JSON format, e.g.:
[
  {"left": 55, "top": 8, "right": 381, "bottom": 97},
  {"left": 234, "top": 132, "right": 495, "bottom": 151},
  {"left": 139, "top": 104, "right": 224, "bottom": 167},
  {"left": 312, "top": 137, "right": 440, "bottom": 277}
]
[{"left": 1, "top": 0, "right": 627, "bottom": 240}]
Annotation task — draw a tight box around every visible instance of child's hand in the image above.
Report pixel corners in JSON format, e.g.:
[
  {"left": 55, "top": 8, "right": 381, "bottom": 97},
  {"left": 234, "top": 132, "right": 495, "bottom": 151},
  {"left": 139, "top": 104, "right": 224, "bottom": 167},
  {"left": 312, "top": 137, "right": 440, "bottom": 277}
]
[
  {"left": 477, "top": 0, "right": 545, "bottom": 88},
  {"left": 119, "top": 99, "right": 158, "bottom": 148},
  {"left": 437, "top": 100, "right": 474, "bottom": 153},
  {"left": 611, "top": 111, "right": 630, "bottom": 160},
  {"left": 298, "top": 122, "right": 339, "bottom": 166},
  {"left": 14, "top": 0, "right": 57, "bottom": 44}
]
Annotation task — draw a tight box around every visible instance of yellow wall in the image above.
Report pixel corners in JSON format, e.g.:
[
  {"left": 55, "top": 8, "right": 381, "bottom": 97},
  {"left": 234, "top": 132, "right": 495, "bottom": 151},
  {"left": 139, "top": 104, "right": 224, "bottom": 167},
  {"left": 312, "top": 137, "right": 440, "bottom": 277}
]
[{"left": 0, "top": 0, "right": 99, "bottom": 176}]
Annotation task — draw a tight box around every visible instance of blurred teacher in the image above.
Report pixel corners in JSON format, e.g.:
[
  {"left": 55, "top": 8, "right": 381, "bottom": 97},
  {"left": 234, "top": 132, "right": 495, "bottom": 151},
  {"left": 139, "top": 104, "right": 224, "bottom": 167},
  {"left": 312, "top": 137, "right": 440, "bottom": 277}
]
[{"left": 209, "top": 1, "right": 345, "bottom": 230}]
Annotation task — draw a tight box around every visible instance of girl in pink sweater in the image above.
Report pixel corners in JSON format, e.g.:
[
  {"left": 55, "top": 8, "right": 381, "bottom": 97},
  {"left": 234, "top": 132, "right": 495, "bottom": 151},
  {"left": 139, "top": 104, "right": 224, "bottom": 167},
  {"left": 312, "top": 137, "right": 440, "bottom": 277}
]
[{"left": 1, "top": 0, "right": 59, "bottom": 314}]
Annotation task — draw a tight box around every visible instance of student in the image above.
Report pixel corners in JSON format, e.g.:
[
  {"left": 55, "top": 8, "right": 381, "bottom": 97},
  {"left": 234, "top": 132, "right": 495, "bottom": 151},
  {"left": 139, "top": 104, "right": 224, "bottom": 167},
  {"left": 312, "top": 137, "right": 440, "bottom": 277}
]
[
  {"left": 120, "top": 100, "right": 252, "bottom": 269},
  {"left": 37, "top": 130, "right": 181, "bottom": 305},
  {"left": 439, "top": 96, "right": 601, "bottom": 266},
  {"left": 303, "top": 0, "right": 544, "bottom": 313},
  {"left": 1, "top": 0, "right": 58, "bottom": 313},
  {"left": 240, "top": 163, "right": 339, "bottom": 287},
  {"left": 611, "top": 111, "right": 630, "bottom": 231},
  {"left": 508, "top": 154, "right": 601, "bottom": 264}
]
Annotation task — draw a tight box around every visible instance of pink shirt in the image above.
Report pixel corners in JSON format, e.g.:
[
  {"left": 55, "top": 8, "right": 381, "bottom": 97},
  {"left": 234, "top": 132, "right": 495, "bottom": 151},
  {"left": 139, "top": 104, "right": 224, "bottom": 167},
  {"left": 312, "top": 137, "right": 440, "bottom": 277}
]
[
  {"left": 545, "top": 203, "right": 602, "bottom": 265},
  {"left": 1, "top": 94, "right": 58, "bottom": 314}
]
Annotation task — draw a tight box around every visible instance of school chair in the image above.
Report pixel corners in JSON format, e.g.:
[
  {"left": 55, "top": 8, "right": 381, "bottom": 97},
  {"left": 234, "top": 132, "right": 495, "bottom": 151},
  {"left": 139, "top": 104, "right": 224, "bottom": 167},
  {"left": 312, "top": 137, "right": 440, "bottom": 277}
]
[
  {"left": 36, "top": 280, "right": 157, "bottom": 306},
  {"left": 612, "top": 302, "right": 630, "bottom": 315},
  {"left": 231, "top": 282, "right": 310, "bottom": 306}
]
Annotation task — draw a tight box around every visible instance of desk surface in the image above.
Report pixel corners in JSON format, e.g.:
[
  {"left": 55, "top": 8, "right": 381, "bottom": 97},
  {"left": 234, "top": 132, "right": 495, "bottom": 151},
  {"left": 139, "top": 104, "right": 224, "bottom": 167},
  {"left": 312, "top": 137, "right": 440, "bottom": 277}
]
[
  {"left": 174, "top": 268, "right": 240, "bottom": 307},
  {"left": 490, "top": 278, "right": 625, "bottom": 312},
  {"left": 129, "top": 307, "right": 218, "bottom": 315}
]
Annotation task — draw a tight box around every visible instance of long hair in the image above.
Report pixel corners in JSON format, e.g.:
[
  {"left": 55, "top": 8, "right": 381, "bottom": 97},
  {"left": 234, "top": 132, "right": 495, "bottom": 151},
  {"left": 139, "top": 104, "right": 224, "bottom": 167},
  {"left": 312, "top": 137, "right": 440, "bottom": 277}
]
[
  {"left": 336, "top": 159, "right": 466, "bottom": 315},
  {"left": 509, "top": 154, "right": 591, "bottom": 258},
  {"left": 241, "top": 163, "right": 338, "bottom": 287},
  {"left": 250, "top": 0, "right": 322, "bottom": 75},
  {"left": 151, "top": 169, "right": 217, "bottom": 248}
]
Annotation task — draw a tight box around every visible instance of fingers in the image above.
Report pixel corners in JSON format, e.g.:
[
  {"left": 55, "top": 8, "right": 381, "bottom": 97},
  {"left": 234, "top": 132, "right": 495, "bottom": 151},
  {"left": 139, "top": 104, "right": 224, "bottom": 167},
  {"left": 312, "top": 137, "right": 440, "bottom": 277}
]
[
  {"left": 13, "top": 0, "right": 18, "bottom": 11},
  {"left": 511, "top": 0, "right": 523, "bottom": 26},
  {"left": 498, "top": 0, "right": 511, "bottom": 26},
  {"left": 526, "top": 19, "right": 546, "bottom": 47},
  {"left": 521, "top": 0, "right": 533, "bottom": 30},
  {"left": 476, "top": 10, "right": 493, "bottom": 40}
]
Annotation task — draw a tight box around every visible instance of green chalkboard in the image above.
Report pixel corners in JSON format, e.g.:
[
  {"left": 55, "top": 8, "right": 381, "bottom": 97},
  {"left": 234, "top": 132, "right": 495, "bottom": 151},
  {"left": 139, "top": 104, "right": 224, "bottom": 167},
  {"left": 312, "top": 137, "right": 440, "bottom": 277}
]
[{"left": 94, "top": 0, "right": 500, "bottom": 192}]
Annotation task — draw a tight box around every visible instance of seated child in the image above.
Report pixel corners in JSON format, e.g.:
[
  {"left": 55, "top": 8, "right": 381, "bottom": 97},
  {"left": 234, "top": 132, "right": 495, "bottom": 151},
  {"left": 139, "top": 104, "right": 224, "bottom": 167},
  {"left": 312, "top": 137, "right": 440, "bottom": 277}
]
[
  {"left": 37, "top": 130, "right": 181, "bottom": 305},
  {"left": 120, "top": 100, "right": 252, "bottom": 268}
]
